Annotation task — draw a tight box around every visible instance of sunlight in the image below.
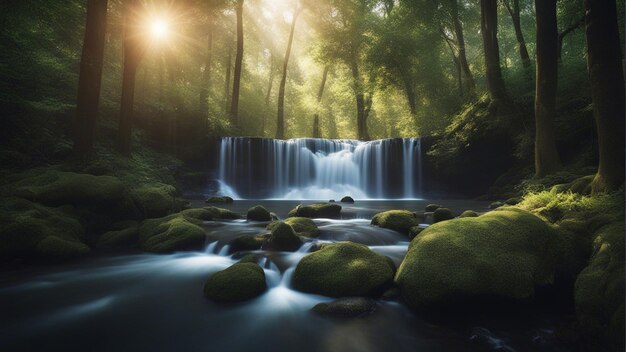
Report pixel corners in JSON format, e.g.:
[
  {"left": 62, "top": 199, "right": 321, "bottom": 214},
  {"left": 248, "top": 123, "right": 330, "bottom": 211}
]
[{"left": 149, "top": 17, "right": 169, "bottom": 41}]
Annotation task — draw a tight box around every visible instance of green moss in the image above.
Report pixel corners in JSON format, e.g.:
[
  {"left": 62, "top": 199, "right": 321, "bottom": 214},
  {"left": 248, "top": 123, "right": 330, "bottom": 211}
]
[
  {"left": 574, "top": 223, "right": 625, "bottom": 352},
  {"left": 287, "top": 203, "right": 342, "bottom": 219},
  {"left": 425, "top": 204, "right": 441, "bottom": 212},
  {"left": 229, "top": 234, "right": 267, "bottom": 253},
  {"left": 408, "top": 226, "right": 427, "bottom": 240},
  {"left": 489, "top": 201, "right": 504, "bottom": 209},
  {"left": 205, "top": 196, "right": 234, "bottom": 203},
  {"left": 179, "top": 206, "right": 242, "bottom": 221},
  {"left": 267, "top": 217, "right": 320, "bottom": 238},
  {"left": 247, "top": 205, "right": 272, "bottom": 221},
  {"left": 97, "top": 221, "right": 139, "bottom": 250},
  {"left": 0, "top": 198, "right": 89, "bottom": 261},
  {"left": 459, "top": 210, "right": 479, "bottom": 218},
  {"left": 395, "top": 208, "right": 558, "bottom": 309},
  {"left": 131, "top": 183, "right": 180, "bottom": 219},
  {"left": 268, "top": 222, "right": 302, "bottom": 252},
  {"left": 312, "top": 297, "right": 376, "bottom": 318},
  {"left": 203, "top": 262, "right": 267, "bottom": 303},
  {"left": 139, "top": 216, "right": 206, "bottom": 253},
  {"left": 371, "top": 210, "right": 419, "bottom": 234},
  {"left": 504, "top": 197, "right": 521, "bottom": 205},
  {"left": 292, "top": 242, "right": 396, "bottom": 297},
  {"left": 8, "top": 169, "right": 126, "bottom": 207},
  {"left": 432, "top": 208, "right": 454, "bottom": 223},
  {"left": 568, "top": 175, "right": 594, "bottom": 195}
]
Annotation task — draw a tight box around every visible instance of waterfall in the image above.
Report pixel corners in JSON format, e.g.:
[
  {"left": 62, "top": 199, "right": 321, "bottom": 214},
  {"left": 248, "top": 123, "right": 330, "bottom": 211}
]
[{"left": 216, "top": 137, "right": 423, "bottom": 200}]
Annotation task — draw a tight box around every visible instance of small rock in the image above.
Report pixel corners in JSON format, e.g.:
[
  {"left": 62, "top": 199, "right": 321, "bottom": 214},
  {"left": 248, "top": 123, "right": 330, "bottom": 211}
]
[
  {"left": 205, "top": 196, "right": 234, "bottom": 204},
  {"left": 459, "top": 210, "right": 479, "bottom": 218},
  {"left": 340, "top": 196, "right": 355, "bottom": 203},
  {"left": 425, "top": 204, "right": 442, "bottom": 212},
  {"left": 489, "top": 201, "right": 504, "bottom": 209},
  {"left": 247, "top": 205, "right": 272, "bottom": 221},
  {"left": 433, "top": 208, "right": 454, "bottom": 223},
  {"left": 312, "top": 297, "right": 377, "bottom": 318}
]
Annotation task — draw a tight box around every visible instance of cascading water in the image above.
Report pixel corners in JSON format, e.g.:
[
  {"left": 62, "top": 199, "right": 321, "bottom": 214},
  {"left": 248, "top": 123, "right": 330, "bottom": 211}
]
[{"left": 216, "top": 137, "right": 423, "bottom": 200}]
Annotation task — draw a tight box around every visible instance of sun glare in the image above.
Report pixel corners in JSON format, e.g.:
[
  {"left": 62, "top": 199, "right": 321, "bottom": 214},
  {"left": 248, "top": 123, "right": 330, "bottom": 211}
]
[{"left": 149, "top": 18, "right": 169, "bottom": 41}]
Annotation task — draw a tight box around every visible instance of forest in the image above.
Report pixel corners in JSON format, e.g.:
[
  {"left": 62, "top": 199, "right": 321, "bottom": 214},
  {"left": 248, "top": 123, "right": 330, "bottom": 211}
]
[{"left": 0, "top": 0, "right": 624, "bottom": 351}]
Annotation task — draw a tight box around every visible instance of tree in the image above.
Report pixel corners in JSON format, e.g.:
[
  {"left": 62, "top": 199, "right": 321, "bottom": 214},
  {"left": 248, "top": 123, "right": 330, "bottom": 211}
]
[
  {"left": 312, "top": 66, "right": 329, "bottom": 138},
  {"left": 502, "top": 0, "right": 531, "bottom": 70},
  {"left": 228, "top": 0, "right": 244, "bottom": 128},
  {"left": 534, "top": 0, "right": 561, "bottom": 176},
  {"left": 118, "top": 0, "right": 146, "bottom": 155},
  {"left": 585, "top": 0, "right": 625, "bottom": 192},
  {"left": 448, "top": 0, "right": 475, "bottom": 93},
  {"left": 480, "top": 0, "right": 508, "bottom": 105},
  {"left": 276, "top": 4, "right": 302, "bottom": 139},
  {"left": 73, "top": 0, "right": 108, "bottom": 156}
]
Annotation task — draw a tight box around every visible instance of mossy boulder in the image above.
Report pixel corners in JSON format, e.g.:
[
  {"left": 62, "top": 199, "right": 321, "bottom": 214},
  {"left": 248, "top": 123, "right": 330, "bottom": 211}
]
[
  {"left": 203, "top": 263, "right": 267, "bottom": 303},
  {"left": 425, "top": 204, "right": 442, "bottom": 212},
  {"left": 229, "top": 234, "right": 268, "bottom": 253},
  {"left": 266, "top": 222, "right": 302, "bottom": 252},
  {"left": 504, "top": 197, "right": 521, "bottom": 206},
  {"left": 459, "top": 210, "right": 479, "bottom": 218},
  {"left": 287, "top": 203, "right": 342, "bottom": 219},
  {"left": 97, "top": 221, "right": 139, "bottom": 250},
  {"left": 247, "top": 205, "right": 272, "bottom": 221},
  {"left": 205, "top": 196, "right": 234, "bottom": 204},
  {"left": 395, "top": 208, "right": 558, "bottom": 309},
  {"left": 130, "top": 183, "right": 180, "bottom": 219},
  {"left": 292, "top": 242, "right": 396, "bottom": 297},
  {"left": 371, "top": 210, "right": 420, "bottom": 234},
  {"left": 432, "top": 208, "right": 454, "bottom": 223},
  {"left": 9, "top": 169, "right": 126, "bottom": 208},
  {"left": 489, "top": 201, "right": 504, "bottom": 209},
  {"left": 267, "top": 217, "right": 319, "bottom": 238},
  {"left": 408, "top": 226, "right": 427, "bottom": 241},
  {"left": 574, "top": 223, "right": 625, "bottom": 352},
  {"left": 0, "top": 198, "right": 90, "bottom": 261},
  {"left": 138, "top": 206, "right": 237, "bottom": 253},
  {"left": 568, "top": 175, "right": 594, "bottom": 195},
  {"left": 312, "top": 297, "right": 377, "bottom": 318},
  {"left": 340, "top": 196, "right": 355, "bottom": 203}
]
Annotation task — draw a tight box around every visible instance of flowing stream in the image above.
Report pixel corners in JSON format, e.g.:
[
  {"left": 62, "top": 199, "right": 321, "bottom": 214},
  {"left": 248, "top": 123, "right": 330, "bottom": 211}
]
[{"left": 0, "top": 200, "right": 571, "bottom": 352}]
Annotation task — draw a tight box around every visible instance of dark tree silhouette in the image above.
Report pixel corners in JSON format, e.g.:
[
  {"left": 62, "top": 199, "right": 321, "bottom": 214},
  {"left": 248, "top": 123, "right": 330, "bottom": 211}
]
[
  {"left": 229, "top": 0, "right": 244, "bottom": 128},
  {"left": 480, "top": 0, "right": 508, "bottom": 105},
  {"left": 276, "top": 5, "right": 302, "bottom": 139}
]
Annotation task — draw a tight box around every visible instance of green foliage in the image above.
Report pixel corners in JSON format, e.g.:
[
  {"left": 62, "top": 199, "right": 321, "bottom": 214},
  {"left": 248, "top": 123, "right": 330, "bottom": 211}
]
[
  {"left": 203, "top": 262, "right": 267, "bottom": 303},
  {"left": 395, "top": 208, "right": 559, "bottom": 309},
  {"left": 292, "top": 241, "right": 396, "bottom": 297}
]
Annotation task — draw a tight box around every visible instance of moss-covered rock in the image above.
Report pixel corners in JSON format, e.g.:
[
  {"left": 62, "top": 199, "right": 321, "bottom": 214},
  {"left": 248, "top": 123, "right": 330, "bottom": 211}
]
[
  {"left": 9, "top": 169, "right": 126, "bottom": 208},
  {"left": 292, "top": 242, "right": 396, "bottom": 297},
  {"left": 432, "top": 208, "right": 454, "bottom": 223},
  {"left": 137, "top": 206, "right": 238, "bottom": 253},
  {"left": 408, "top": 226, "right": 427, "bottom": 240},
  {"left": 459, "top": 210, "right": 479, "bottom": 218},
  {"left": 371, "top": 210, "right": 420, "bottom": 234},
  {"left": 267, "top": 217, "right": 319, "bottom": 238},
  {"left": 504, "top": 197, "right": 521, "bottom": 206},
  {"left": 287, "top": 203, "right": 342, "bottom": 219},
  {"left": 97, "top": 221, "right": 139, "bottom": 250},
  {"left": 229, "top": 234, "right": 268, "bottom": 253},
  {"left": 203, "top": 262, "right": 267, "bottom": 303},
  {"left": 425, "top": 204, "right": 442, "bottom": 212},
  {"left": 247, "top": 205, "right": 272, "bottom": 221},
  {"left": 0, "top": 198, "right": 90, "bottom": 261},
  {"left": 131, "top": 183, "right": 180, "bottom": 219},
  {"left": 312, "top": 297, "right": 377, "bottom": 318},
  {"left": 340, "top": 196, "right": 355, "bottom": 203},
  {"left": 205, "top": 196, "right": 234, "bottom": 204},
  {"left": 575, "top": 223, "right": 625, "bottom": 352},
  {"left": 568, "top": 175, "right": 594, "bottom": 195},
  {"left": 266, "top": 222, "right": 302, "bottom": 252},
  {"left": 395, "top": 208, "right": 558, "bottom": 309}
]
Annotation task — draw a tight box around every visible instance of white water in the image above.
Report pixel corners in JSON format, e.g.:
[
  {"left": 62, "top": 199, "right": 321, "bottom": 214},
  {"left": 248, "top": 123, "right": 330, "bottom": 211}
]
[{"left": 217, "top": 138, "right": 423, "bottom": 200}]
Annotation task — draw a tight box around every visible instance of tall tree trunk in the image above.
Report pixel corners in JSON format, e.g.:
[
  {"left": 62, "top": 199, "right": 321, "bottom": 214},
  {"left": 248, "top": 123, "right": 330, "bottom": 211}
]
[
  {"left": 402, "top": 77, "right": 418, "bottom": 127},
  {"left": 480, "top": 0, "right": 508, "bottom": 105},
  {"left": 200, "top": 21, "right": 213, "bottom": 125},
  {"left": 449, "top": 0, "right": 475, "bottom": 92},
  {"left": 276, "top": 6, "right": 301, "bottom": 139},
  {"left": 73, "top": 0, "right": 108, "bottom": 156},
  {"left": 224, "top": 47, "right": 232, "bottom": 113},
  {"left": 585, "top": 0, "right": 625, "bottom": 192},
  {"left": 350, "top": 58, "right": 370, "bottom": 141},
  {"left": 229, "top": 0, "right": 244, "bottom": 128},
  {"left": 534, "top": 0, "right": 561, "bottom": 177},
  {"left": 261, "top": 54, "right": 275, "bottom": 136},
  {"left": 504, "top": 0, "right": 531, "bottom": 70},
  {"left": 312, "top": 66, "right": 329, "bottom": 138},
  {"left": 118, "top": 0, "right": 144, "bottom": 156}
]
